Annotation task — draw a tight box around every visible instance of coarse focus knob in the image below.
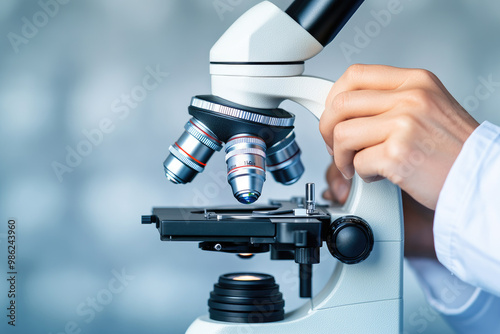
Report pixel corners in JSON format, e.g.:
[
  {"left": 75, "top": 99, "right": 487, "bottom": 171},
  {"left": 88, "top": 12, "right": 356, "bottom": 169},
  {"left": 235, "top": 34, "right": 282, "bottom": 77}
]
[{"left": 326, "top": 216, "right": 374, "bottom": 264}]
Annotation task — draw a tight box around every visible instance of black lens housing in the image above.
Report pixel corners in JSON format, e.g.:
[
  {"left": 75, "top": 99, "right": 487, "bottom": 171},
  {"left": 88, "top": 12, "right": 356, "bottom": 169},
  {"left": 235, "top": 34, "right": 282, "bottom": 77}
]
[
  {"left": 286, "top": 0, "right": 365, "bottom": 46},
  {"left": 208, "top": 273, "right": 285, "bottom": 323}
]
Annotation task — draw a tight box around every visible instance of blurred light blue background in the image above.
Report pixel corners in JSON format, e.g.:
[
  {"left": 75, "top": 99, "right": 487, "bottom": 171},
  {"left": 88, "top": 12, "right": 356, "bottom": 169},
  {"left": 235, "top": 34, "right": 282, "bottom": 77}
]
[{"left": 1, "top": 0, "right": 500, "bottom": 333}]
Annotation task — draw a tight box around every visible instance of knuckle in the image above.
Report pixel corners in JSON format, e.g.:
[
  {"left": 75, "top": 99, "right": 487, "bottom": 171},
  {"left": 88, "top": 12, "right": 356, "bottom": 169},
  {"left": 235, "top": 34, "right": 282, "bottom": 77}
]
[
  {"left": 385, "top": 139, "right": 411, "bottom": 162},
  {"left": 403, "top": 88, "right": 435, "bottom": 111},
  {"left": 346, "top": 63, "right": 365, "bottom": 80},
  {"left": 412, "top": 69, "right": 437, "bottom": 84},
  {"left": 406, "top": 88, "right": 430, "bottom": 104},
  {"left": 394, "top": 114, "right": 416, "bottom": 132},
  {"left": 332, "top": 91, "right": 349, "bottom": 111},
  {"left": 333, "top": 122, "right": 348, "bottom": 143}
]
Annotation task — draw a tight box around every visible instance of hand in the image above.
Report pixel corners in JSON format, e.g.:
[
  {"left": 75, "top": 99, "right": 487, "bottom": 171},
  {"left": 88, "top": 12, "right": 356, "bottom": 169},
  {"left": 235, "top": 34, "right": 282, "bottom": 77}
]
[
  {"left": 323, "top": 161, "right": 436, "bottom": 258},
  {"left": 319, "top": 64, "right": 479, "bottom": 209}
]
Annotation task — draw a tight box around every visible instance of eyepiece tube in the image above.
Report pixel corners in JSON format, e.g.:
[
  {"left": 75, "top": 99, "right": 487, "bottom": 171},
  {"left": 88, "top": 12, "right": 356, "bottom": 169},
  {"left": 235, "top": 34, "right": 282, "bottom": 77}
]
[{"left": 286, "top": 0, "right": 365, "bottom": 46}]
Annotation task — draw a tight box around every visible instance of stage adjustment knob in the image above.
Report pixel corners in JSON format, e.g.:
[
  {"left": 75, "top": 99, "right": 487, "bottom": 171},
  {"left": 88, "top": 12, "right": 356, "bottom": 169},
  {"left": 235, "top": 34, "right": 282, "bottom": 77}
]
[{"left": 326, "top": 216, "right": 374, "bottom": 264}]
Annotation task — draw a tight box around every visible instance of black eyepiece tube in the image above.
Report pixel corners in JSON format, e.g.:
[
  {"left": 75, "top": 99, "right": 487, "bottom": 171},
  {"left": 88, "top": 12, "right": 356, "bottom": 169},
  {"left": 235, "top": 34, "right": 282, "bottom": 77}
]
[{"left": 286, "top": 0, "right": 365, "bottom": 46}]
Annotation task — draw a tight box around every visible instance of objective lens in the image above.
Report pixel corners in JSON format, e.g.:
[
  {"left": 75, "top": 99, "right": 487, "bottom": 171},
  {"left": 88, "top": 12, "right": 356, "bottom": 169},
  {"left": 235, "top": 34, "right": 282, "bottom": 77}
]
[
  {"left": 266, "top": 132, "right": 304, "bottom": 185},
  {"left": 164, "top": 117, "right": 222, "bottom": 184},
  {"left": 225, "top": 134, "right": 266, "bottom": 204}
]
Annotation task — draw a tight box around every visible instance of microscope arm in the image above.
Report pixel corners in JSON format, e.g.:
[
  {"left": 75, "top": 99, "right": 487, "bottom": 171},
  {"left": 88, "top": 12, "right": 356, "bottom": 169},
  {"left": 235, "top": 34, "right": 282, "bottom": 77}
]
[{"left": 211, "top": 75, "right": 333, "bottom": 119}]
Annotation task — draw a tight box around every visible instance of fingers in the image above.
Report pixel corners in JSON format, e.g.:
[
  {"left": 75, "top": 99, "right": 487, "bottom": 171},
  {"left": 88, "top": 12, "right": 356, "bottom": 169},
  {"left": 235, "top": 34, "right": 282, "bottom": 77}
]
[
  {"left": 320, "top": 65, "right": 440, "bottom": 151},
  {"left": 350, "top": 144, "right": 388, "bottom": 183},
  {"left": 321, "top": 89, "right": 397, "bottom": 146},
  {"left": 333, "top": 115, "right": 392, "bottom": 178},
  {"left": 333, "top": 178, "right": 351, "bottom": 203},
  {"left": 321, "top": 88, "right": 409, "bottom": 151},
  {"left": 323, "top": 161, "right": 352, "bottom": 204},
  {"left": 322, "top": 189, "right": 333, "bottom": 201},
  {"left": 319, "top": 64, "right": 480, "bottom": 209},
  {"left": 329, "top": 64, "right": 410, "bottom": 97}
]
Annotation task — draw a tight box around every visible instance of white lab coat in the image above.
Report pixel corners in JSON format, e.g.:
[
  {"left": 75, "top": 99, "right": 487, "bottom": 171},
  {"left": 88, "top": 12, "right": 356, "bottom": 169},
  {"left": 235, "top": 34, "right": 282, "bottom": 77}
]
[{"left": 409, "top": 121, "right": 500, "bottom": 333}]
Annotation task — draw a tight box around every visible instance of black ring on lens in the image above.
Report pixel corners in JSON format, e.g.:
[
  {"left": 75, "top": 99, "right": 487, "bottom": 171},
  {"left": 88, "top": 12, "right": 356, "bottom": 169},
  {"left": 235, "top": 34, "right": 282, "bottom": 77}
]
[
  {"left": 209, "top": 292, "right": 283, "bottom": 305},
  {"left": 208, "top": 300, "right": 285, "bottom": 312},
  {"left": 208, "top": 272, "right": 285, "bottom": 323},
  {"left": 208, "top": 309, "right": 285, "bottom": 323},
  {"left": 213, "top": 284, "right": 279, "bottom": 297}
]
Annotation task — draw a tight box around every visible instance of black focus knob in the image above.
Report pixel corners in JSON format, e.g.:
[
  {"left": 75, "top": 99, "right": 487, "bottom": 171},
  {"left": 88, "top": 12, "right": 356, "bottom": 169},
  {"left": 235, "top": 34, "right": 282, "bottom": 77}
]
[
  {"left": 326, "top": 216, "right": 374, "bottom": 264},
  {"left": 141, "top": 215, "right": 158, "bottom": 225}
]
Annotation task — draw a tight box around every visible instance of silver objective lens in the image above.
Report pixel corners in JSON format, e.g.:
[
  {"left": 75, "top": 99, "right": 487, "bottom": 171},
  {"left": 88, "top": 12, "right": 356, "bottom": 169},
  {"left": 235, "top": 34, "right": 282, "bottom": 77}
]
[
  {"left": 266, "top": 132, "right": 304, "bottom": 185},
  {"left": 164, "top": 117, "right": 222, "bottom": 184},
  {"left": 225, "top": 134, "right": 266, "bottom": 204}
]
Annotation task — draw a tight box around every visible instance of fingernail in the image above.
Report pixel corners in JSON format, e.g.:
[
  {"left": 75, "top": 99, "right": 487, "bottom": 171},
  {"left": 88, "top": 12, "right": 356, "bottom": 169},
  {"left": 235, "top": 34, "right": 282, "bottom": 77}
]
[
  {"left": 342, "top": 165, "right": 355, "bottom": 179},
  {"left": 325, "top": 144, "right": 334, "bottom": 156},
  {"left": 335, "top": 181, "right": 349, "bottom": 202}
]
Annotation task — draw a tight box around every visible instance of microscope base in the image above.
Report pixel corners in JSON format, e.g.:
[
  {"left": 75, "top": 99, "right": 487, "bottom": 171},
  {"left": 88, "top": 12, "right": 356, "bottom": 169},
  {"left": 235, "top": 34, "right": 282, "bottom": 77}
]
[{"left": 186, "top": 298, "right": 402, "bottom": 334}]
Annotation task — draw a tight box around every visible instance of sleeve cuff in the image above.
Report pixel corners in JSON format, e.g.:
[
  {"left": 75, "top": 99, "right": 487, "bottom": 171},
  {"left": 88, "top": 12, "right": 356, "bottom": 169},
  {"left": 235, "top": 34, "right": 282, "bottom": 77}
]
[
  {"left": 407, "top": 257, "right": 478, "bottom": 314},
  {"left": 407, "top": 257, "right": 500, "bottom": 333}
]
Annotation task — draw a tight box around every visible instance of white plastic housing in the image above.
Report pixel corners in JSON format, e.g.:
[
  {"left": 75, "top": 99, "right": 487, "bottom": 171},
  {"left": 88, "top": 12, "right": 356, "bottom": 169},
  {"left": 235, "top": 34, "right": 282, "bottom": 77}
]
[{"left": 210, "top": 1, "right": 323, "bottom": 63}]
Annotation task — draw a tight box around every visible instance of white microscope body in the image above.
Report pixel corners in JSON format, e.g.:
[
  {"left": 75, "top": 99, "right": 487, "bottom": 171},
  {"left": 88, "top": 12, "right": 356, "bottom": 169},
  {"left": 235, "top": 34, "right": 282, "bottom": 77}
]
[{"left": 186, "top": 2, "right": 404, "bottom": 333}]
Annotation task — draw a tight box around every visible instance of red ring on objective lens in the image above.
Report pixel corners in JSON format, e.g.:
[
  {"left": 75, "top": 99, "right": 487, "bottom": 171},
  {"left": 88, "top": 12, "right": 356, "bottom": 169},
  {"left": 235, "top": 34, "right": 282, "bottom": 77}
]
[{"left": 175, "top": 143, "right": 207, "bottom": 167}]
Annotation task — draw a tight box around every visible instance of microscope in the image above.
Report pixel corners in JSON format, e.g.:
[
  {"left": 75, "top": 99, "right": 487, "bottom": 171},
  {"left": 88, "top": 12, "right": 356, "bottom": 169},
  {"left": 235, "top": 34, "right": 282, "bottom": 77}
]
[{"left": 142, "top": 1, "right": 404, "bottom": 332}]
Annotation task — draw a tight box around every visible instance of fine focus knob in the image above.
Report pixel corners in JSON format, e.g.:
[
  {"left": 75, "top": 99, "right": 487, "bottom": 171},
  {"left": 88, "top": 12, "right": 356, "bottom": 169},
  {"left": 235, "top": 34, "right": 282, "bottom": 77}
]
[{"left": 326, "top": 216, "right": 374, "bottom": 264}]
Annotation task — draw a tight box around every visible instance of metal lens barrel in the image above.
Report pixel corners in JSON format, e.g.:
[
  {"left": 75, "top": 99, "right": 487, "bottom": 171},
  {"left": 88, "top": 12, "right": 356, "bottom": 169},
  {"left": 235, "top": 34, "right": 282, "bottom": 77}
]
[
  {"left": 225, "top": 134, "right": 266, "bottom": 204},
  {"left": 266, "top": 132, "right": 304, "bottom": 185},
  {"left": 164, "top": 117, "right": 222, "bottom": 184}
]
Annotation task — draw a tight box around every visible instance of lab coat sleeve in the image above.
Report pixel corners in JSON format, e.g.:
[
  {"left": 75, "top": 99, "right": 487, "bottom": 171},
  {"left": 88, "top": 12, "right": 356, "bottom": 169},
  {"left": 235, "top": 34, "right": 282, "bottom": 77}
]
[
  {"left": 434, "top": 120, "right": 500, "bottom": 296},
  {"left": 407, "top": 257, "right": 500, "bottom": 334}
]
